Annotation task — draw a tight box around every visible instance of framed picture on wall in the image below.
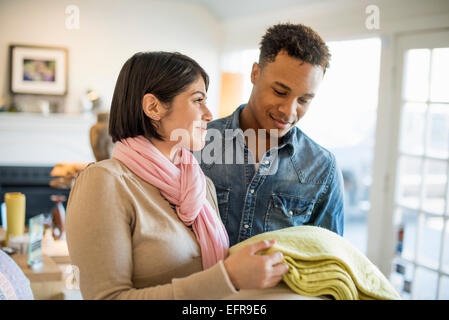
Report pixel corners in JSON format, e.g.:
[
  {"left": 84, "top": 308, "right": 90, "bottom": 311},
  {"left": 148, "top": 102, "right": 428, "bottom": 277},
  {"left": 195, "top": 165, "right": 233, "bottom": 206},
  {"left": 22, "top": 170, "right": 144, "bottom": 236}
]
[{"left": 9, "top": 44, "right": 68, "bottom": 96}]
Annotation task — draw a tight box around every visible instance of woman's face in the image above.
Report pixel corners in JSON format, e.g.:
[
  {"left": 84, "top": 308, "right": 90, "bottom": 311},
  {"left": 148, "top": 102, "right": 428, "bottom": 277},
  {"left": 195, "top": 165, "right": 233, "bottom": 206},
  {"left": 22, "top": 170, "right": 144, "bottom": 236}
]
[{"left": 156, "top": 77, "right": 212, "bottom": 153}]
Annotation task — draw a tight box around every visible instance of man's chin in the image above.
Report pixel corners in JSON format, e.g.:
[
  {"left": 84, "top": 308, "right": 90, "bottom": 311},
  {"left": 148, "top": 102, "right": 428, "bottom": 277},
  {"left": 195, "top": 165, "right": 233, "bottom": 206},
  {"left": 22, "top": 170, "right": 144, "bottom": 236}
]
[{"left": 264, "top": 126, "right": 291, "bottom": 138}]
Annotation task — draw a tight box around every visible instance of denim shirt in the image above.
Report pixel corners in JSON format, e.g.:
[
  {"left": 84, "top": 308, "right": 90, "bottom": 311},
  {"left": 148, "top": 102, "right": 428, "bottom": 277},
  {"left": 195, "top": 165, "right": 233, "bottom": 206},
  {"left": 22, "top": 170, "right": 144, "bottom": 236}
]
[{"left": 194, "top": 104, "right": 344, "bottom": 246}]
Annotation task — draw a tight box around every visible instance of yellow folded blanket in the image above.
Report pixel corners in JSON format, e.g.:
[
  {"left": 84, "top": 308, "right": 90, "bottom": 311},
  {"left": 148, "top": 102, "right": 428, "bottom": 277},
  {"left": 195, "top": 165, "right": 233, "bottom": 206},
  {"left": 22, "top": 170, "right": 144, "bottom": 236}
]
[{"left": 229, "top": 226, "right": 401, "bottom": 300}]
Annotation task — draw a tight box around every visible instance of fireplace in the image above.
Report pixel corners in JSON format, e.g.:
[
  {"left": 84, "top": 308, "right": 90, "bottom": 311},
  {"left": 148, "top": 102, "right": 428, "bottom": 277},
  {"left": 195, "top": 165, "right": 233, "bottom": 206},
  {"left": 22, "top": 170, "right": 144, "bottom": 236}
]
[{"left": 0, "top": 166, "right": 71, "bottom": 226}]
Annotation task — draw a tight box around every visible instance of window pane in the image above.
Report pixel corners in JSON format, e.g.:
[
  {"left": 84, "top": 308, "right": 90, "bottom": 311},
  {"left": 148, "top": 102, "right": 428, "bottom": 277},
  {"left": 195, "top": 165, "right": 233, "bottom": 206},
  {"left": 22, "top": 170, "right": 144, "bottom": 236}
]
[
  {"left": 427, "top": 104, "right": 449, "bottom": 159},
  {"left": 443, "top": 221, "right": 449, "bottom": 274},
  {"left": 396, "top": 207, "right": 418, "bottom": 260},
  {"left": 439, "top": 276, "right": 449, "bottom": 299},
  {"left": 397, "top": 156, "right": 422, "bottom": 209},
  {"left": 417, "top": 215, "right": 443, "bottom": 269},
  {"left": 390, "top": 258, "right": 414, "bottom": 299},
  {"left": 403, "top": 49, "right": 431, "bottom": 102},
  {"left": 422, "top": 159, "right": 447, "bottom": 215},
  {"left": 430, "top": 48, "right": 449, "bottom": 102},
  {"left": 413, "top": 266, "right": 438, "bottom": 299},
  {"left": 400, "top": 103, "right": 426, "bottom": 155}
]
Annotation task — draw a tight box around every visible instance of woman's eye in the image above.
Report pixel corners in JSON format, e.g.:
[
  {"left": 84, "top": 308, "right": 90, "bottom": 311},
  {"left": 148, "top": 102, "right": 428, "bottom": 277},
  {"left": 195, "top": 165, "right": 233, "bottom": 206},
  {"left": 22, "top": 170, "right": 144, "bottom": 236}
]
[{"left": 298, "top": 98, "right": 309, "bottom": 104}]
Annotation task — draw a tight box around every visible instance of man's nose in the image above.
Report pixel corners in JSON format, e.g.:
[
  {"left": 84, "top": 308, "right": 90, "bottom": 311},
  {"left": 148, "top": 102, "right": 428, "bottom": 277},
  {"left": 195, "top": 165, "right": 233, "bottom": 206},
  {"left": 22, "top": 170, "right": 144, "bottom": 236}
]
[{"left": 278, "top": 99, "right": 297, "bottom": 120}]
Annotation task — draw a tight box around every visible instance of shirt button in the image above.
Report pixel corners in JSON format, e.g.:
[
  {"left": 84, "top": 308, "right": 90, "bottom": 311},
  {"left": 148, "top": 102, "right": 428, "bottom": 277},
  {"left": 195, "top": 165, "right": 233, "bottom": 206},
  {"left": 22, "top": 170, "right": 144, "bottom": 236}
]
[
  {"left": 288, "top": 210, "right": 293, "bottom": 216},
  {"left": 250, "top": 189, "right": 255, "bottom": 194},
  {"left": 264, "top": 160, "right": 270, "bottom": 165},
  {"left": 244, "top": 224, "right": 249, "bottom": 229}
]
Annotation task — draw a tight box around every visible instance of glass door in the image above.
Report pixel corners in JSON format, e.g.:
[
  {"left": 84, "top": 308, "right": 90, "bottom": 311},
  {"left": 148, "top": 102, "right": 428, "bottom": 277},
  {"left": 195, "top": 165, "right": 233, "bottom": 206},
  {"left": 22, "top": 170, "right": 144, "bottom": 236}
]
[{"left": 389, "top": 29, "right": 449, "bottom": 299}]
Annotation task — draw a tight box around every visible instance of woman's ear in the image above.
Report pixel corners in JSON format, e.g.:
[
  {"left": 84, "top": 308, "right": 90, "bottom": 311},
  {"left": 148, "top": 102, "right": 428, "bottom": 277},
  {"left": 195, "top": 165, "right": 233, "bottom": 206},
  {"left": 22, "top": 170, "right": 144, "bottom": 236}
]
[{"left": 142, "top": 93, "right": 162, "bottom": 120}]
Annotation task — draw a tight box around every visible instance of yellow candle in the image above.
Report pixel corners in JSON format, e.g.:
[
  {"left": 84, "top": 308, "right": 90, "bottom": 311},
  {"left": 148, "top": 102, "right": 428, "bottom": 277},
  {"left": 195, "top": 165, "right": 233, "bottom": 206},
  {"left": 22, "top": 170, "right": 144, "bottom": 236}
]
[{"left": 5, "top": 192, "right": 26, "bottom": 245}]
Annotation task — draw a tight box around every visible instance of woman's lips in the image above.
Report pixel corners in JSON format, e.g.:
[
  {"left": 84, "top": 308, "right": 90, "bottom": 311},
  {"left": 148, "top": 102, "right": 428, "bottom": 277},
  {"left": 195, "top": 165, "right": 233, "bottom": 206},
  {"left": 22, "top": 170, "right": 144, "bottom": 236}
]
[
  {"left": 195, "top": 125, "right": 207, "bottom": 131},
  {"left": 269, "top": 114, "right": 290, "bottom": 129}
]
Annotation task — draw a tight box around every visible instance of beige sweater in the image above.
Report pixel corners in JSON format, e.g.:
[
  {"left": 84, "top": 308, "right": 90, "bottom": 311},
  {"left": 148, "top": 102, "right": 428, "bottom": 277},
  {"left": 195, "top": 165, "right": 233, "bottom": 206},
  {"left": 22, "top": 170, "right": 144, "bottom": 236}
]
[{"left": 65, "top": 158, "right": 238, "bottom": 300}]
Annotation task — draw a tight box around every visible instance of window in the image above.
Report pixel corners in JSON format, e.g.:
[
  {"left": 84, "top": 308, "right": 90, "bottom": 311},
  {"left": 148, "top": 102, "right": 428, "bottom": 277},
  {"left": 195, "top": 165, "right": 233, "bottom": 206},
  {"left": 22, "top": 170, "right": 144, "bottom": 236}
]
[
  {"left": 390, "top": 40, "right": 449, "bottom": 299},
  {"left": 300, "top": 38, "right": 382, "bottom": 254}
]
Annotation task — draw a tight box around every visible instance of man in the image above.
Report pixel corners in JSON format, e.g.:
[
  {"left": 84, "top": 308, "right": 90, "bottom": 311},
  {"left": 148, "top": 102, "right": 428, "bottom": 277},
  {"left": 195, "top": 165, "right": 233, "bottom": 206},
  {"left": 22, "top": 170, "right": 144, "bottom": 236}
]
[{"left": 196, "top": 23, "right": 344, "bottom": 246}]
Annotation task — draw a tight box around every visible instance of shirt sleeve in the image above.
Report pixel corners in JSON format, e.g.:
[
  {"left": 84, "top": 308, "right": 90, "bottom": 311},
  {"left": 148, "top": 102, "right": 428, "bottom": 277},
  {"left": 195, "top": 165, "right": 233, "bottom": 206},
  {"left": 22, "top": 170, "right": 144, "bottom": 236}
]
[
  {"left": 307, "top": 154, "right": 345, "bottom": 236},
  {"left": 65, "top": 165, "right": 238, "bottom": 300}
]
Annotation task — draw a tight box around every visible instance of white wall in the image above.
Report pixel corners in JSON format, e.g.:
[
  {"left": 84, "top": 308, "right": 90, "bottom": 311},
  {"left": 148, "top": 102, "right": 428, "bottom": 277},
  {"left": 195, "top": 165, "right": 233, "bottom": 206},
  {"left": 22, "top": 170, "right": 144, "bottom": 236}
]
[
  {"left": 0, "top": 0, "right": 224, "bottom": 117},
  {"left": 221, "top": 0, "right": 449, "bottom": 51}
]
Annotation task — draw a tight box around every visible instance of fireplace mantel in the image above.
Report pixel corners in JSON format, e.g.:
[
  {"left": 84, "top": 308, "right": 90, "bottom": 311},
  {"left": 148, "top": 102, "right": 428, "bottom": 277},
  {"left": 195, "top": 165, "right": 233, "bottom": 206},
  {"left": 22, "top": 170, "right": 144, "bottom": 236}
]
[{"left": 0, "top": 112, "right": 97, "bottom": 166}]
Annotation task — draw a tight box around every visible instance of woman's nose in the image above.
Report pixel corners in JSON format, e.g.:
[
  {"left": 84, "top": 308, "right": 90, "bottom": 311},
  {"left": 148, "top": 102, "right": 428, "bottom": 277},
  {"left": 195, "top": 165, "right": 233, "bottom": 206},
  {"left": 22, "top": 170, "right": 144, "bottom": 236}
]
[{"left": 202, "top": 105, "right": 213, "bottom": 122}]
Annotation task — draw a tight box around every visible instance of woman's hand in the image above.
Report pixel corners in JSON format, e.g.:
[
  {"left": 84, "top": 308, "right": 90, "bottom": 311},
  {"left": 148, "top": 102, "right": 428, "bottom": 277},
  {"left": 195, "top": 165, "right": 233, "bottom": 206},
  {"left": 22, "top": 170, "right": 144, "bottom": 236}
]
[{"left": 223, "top": 240, "right": 289, "bottom": 290}]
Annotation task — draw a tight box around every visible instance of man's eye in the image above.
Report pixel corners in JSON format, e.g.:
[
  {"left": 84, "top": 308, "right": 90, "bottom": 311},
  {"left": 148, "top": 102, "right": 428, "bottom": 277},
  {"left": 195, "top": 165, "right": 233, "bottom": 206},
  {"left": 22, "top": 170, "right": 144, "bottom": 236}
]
[
  {"left": 299, "top": 98, "right": 310, "bottom": 104},
  {"left": 273, "top": 89, "right": 287, "bottom": 96}
]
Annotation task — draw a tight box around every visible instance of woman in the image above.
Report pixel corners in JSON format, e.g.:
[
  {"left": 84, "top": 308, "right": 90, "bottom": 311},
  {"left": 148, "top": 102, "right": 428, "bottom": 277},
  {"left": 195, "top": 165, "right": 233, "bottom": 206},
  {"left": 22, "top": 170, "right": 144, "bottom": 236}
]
[{"left": 65, "top": 51, "right": 289, "bottom": 299}]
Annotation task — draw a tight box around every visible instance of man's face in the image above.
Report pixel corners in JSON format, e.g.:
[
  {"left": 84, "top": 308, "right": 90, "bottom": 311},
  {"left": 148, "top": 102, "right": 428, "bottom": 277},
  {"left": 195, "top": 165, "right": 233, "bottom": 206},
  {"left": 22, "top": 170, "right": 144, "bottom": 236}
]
[{"left": 247, "top": 50, "right": 324, "bottom": 137}]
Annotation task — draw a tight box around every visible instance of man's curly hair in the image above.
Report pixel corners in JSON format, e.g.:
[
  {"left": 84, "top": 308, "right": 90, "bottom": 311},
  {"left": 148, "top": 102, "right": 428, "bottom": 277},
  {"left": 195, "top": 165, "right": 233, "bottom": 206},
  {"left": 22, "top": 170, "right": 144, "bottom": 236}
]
[{"left": 259, "top": 23, "right": 331, "bottom": 72}]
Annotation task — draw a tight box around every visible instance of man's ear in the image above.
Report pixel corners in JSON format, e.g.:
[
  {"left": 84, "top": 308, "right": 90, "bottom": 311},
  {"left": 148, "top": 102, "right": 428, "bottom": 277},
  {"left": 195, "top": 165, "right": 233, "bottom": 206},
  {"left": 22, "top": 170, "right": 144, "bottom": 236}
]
[
  {"left": 142, "top": 93, "right": 163, "bottom": 120},
  {"left": 251, "top": 62, "right": 261, "bottom": 84}
]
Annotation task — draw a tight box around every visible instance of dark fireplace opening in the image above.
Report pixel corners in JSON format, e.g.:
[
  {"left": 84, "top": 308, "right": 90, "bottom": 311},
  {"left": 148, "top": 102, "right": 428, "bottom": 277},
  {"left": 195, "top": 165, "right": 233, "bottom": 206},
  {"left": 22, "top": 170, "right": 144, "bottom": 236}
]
[{"left": 0, "top": 166, "right": 71, "bottom": 227}]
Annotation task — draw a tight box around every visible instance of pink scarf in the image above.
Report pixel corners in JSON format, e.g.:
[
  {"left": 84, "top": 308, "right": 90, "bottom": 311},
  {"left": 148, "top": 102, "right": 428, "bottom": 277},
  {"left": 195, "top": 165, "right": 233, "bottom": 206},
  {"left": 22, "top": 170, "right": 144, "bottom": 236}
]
[{"left": 112, "top": 136, "right": 229, "bottom": 269}]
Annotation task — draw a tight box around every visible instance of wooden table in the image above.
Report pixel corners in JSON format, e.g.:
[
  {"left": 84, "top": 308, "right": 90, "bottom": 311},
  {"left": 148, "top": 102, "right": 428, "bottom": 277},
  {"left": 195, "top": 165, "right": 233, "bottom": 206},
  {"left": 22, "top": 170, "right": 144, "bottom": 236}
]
[
  {"left": 10, "top": 253, "right": 64, "bottom": 300},
  {"left": 42, "top": 239, "right": 71, "bottom": 264},
  {"left": 1, "top": 227, "right": 71, "bottom": 263},
  {"left": 41, "top": 239, "right": 83, "bottom": 299},
  {"left": 3, "top": 227, "right": 81, "bottom": 299}
]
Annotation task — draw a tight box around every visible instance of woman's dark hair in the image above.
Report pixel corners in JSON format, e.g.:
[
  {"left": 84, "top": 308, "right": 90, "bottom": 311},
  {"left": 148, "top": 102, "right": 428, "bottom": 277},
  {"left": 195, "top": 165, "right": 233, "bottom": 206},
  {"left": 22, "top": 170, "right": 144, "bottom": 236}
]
[
  {"left": 109, "top": 51, "right": 209, "bottom": 143},
  {"left": 259, "top": 23, "right": 331, "bottom": 72}
]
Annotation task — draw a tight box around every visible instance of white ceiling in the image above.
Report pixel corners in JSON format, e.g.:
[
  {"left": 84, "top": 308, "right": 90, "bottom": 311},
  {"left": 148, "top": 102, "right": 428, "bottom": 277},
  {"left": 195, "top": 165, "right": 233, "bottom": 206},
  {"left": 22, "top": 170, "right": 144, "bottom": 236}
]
[{"left": 167, "top": 0, "right": 317, "bottom": 20}]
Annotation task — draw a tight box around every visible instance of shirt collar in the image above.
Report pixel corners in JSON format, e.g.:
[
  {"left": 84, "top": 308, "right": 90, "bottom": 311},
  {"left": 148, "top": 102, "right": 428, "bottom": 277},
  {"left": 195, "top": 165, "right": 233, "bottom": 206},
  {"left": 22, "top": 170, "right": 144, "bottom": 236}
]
[
  {"left": 224, "top": 104, "right": 245, "bottom": 133},
  {"left": 224, "top": 104, "right": 297, "bottom": 156}
]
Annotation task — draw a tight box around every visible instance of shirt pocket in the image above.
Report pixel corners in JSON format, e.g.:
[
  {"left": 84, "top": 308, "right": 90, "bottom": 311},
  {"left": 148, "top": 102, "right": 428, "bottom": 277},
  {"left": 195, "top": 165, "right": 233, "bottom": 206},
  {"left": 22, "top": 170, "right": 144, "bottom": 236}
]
[
  {"left": 264, "top": 193, "right": 314, "bottom": 232},
  {"left": 215, "top": 185, "right": 231, "bottom": 227}
]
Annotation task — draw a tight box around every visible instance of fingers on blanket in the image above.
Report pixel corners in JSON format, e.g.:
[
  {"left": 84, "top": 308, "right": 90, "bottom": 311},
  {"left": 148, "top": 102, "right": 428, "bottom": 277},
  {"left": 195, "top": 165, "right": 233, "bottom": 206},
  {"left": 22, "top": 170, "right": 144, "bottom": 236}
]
[
  {"left": 248, "top": 240, "right": 276, "bottom": 254},
  {"left": 265, "top": 251, "right": 284, "bottom": 264},
  {"left": 271, "top": 261, "right": 290, "bottom": 276},
  {"left": 264, "top": 251, "right": 289, "bottom": 277}
]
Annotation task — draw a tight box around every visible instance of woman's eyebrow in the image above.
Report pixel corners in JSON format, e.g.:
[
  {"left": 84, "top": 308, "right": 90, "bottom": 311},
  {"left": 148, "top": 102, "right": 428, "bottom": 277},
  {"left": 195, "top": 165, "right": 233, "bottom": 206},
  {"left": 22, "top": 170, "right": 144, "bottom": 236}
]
[{"left": 191, "top": 91, "right": 206, "bottom": 97}]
